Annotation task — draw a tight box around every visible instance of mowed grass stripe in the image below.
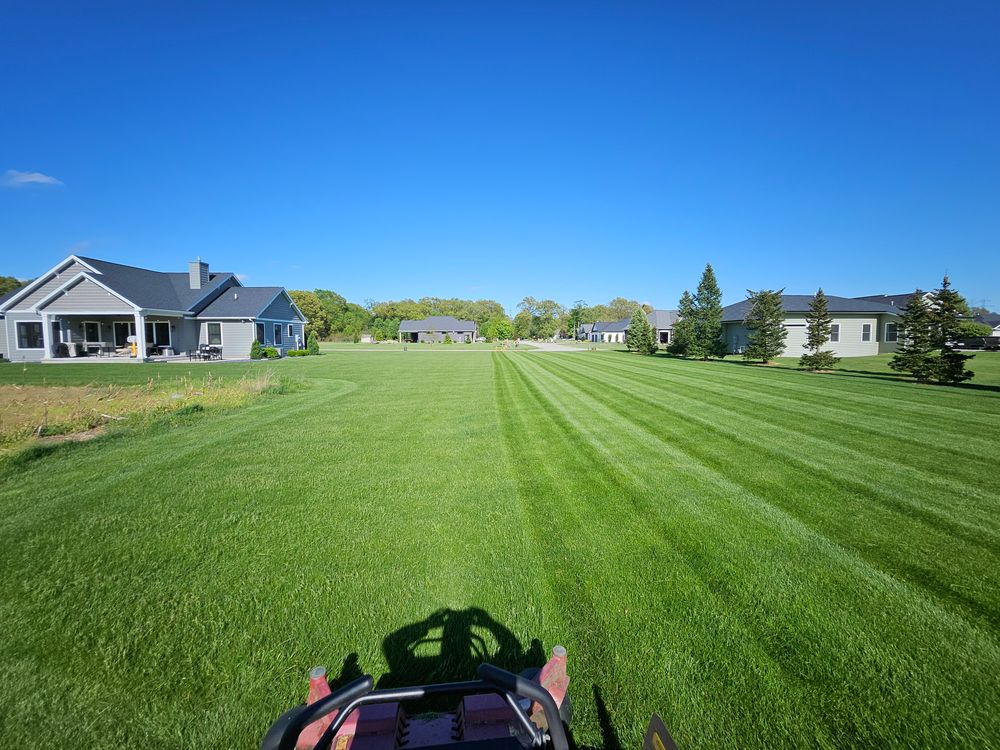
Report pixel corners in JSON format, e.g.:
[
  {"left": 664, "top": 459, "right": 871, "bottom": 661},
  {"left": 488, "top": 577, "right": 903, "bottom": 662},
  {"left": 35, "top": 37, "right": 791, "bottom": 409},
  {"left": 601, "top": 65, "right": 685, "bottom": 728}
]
[
  {"left": 526, "top": 353, "right": 1000, "bottom": 628},
  {"left": 493, "top": 354, "right": 837, "bottom": 749},
  {"left": 548, "top": 353, "right": 1000, "bottom": 535},
  {"left": 0, "top": 355, "right": 550, "bottom": 747},
  {"left": 586, "top": 354, "right": 1000, "bottom": 462},
  {"left": 503, "top": 352, "right": 1000, "bottom": 747}
]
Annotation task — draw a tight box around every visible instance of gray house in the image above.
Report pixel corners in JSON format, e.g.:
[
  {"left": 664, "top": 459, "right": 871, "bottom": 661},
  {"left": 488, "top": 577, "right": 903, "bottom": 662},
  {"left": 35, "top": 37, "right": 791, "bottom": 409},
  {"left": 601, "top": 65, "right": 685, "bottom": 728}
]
[
  {"left": 722, "top": 295, "right": 900, "bottom": 358},
  {"left": 0, "top": 254, "right": 307, "bottom": 362},
  {"left": 398, "top": 316, "right": 478, "bottom": 343},
  {"left": 588, "top": 310, "right": 677, "bottom": 344}
]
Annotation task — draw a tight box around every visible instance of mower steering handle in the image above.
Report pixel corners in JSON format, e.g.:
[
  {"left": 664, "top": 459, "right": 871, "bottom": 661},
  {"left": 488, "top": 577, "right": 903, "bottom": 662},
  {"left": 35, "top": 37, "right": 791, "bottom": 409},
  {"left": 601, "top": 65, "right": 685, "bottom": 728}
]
[
  {"left": 477, "top": 663, "right": 570, "bottom": 750},
  {"left": 261, "top": 674, "right": 374, "bottom": 750}
]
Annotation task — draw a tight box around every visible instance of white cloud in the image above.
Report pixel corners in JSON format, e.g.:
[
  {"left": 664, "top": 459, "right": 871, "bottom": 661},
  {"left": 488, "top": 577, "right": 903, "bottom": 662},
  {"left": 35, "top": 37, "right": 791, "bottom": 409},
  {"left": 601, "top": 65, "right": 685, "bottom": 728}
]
[
  {"left": 3, "top": 169, "right": 63, "bottom": 187},
  {"left": 67, "top": 240, "right": 91, "bottom": 253},
  {"left": 236, "top": 273, "right": 250, "bottom": 282}
]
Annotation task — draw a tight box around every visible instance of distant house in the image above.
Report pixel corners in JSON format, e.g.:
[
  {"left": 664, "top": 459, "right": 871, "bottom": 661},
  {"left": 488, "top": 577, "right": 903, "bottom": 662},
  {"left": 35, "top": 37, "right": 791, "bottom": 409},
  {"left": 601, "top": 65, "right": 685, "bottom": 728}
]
[
  {"left": 974, "top": 313, "right": 1000, "bottom": 336},
  {"left": 588, "top": 310, "right": 677, "bottom": 345},
  {"left": 590, "top": 319, "right": 630, "bottom": 343},
  {"left": 722, "top": 295, "right": 900, "bottom": 358},
  {"left": 576, "top": 322, "right": 595, "bottom": 340},
  {"left": 0, "top": 254, "right": 306, "bottom": 362},
  {"left": 398, "top": 316, "right": 478, "bottom": 343}
]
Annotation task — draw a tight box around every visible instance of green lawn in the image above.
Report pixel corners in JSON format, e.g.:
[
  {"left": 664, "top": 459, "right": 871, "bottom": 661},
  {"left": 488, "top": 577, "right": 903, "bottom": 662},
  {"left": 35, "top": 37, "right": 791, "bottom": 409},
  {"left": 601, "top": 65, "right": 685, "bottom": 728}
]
[
  {"left": 1, "top": 352, "right": 999, "bottom": 748},
  {"left": 319, "top": 341, "right": 537, "bottom": 350}
]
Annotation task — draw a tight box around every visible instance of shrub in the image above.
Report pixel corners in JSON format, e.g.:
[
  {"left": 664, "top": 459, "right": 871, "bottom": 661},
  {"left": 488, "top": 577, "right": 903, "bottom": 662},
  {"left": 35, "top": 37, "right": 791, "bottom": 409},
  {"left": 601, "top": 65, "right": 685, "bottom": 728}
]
[
  {"left": 307, "top": 331, "right": 320, "bottom": 355},
  {"left": 250, "top": 340, "right": 263, "bottom": 360},
  {"left": 262, "top": 347, "right": 280, "bottom": 359},
  {"left": 443, "top": 334, "right": 453, "bottom": 344},
  {"left": 958, "top": 320, "right": 993, "bottom": 338},
  {"left": 287, "top": 349, "right": 309, "bottom": 357}
]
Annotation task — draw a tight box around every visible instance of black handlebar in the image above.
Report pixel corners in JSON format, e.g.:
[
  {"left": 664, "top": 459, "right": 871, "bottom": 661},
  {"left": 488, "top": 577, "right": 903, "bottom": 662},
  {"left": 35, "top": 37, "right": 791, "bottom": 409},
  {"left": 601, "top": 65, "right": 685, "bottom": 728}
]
[
  {"left": 477, "top": 664, "right": 569, "bottom": 750},
  {"left": 261, "top": 665, "right": 569, "bottom": 750}
]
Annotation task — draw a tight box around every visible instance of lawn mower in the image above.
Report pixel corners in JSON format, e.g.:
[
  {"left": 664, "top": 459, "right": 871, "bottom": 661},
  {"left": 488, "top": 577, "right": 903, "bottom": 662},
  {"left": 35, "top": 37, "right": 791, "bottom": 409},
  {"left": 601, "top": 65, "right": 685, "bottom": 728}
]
[{"left": 261, "top": 646, "right": 677, "bottom": 750}]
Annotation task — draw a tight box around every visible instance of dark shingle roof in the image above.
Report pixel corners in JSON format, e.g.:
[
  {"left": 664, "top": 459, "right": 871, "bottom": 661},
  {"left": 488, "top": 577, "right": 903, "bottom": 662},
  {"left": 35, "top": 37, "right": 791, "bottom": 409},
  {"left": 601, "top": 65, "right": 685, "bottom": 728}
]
[
  {"left": 593, "top": 319, "right": 631, "bottom": 333},
  {"left": 723, "top": 294, "right": 900, "bottom": 322},
  {"left": 853, "top": 293, "right": 917, "bottom": 308},
  {"left": 197, "top": 287, "right": 284, "bottom": 318},
  {"left": 78, "top": 256, "right": 234, "bottom": 311},
  {"left": 399, "top": 316, "right": 477, "bottom": 332},
  {"left": 0, "top": 287, "right": 22, "bottom": 308},
  {"left": 647, "top": 309, "right": 678, "bottom": 329},
  {"left": 975, "top": 313, "right": 1000, "bottom": 327}
]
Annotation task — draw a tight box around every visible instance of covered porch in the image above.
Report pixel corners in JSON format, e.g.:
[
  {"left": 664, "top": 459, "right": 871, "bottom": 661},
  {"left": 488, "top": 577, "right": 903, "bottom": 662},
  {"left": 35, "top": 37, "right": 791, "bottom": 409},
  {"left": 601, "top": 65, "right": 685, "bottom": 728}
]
[{"left": 40, "top": 312, "right": 189, "bottom": 360}]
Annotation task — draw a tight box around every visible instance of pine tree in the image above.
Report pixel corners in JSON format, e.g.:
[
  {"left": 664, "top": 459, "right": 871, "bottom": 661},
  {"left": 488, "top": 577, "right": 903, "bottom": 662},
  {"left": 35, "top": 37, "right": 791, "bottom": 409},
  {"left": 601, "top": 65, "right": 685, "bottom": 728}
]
[
  {"left": 889, "top": 290, "right": 935, "bottom": 382},
  {"left": 743, "top": 289, "right": 788, "bottom": 363},
  {"left": 928, "top": 276, "right": 974, "bottom": 384},
  {"left": 627, "top": 308, "right": 656, "bottom": 355},
  {"left": 799, "top": 288, "right": 840, "bottom": 371},
  {"left": 668, "top": 290, "right": 695, "bottom": 355},
  {"left": 307, "top": 331, "right": 320, "bottom": 355},
  {"left": 689, "top": 264, "right": 727, "bottom": 359}
]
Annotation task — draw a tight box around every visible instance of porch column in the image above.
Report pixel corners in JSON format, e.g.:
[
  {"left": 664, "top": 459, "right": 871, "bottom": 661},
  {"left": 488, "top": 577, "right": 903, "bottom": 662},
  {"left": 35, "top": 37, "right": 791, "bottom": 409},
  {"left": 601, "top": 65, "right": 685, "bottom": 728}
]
[
  {"left": 134, "top": 312, "right": 146, "bottom": 361},
  {"left": 41, "top": 312, "right": 53, "bottom": 359}
]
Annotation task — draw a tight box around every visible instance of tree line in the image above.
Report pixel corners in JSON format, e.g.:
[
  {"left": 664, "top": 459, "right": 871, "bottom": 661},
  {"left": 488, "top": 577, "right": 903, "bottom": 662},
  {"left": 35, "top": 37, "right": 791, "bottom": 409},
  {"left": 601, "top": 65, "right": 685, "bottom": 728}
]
[{"left": 288, "top": 289, "right": 656, "bottom": 342}]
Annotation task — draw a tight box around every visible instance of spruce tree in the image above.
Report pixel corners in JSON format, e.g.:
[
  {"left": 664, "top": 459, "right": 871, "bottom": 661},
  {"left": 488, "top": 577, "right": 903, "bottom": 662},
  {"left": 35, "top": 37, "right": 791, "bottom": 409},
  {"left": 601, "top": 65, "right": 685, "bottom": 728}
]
[
  {"left": 668, "top": 290, "right": 695, "bottom": 355},
  {"left": 307, "top": 331, "right": 320, "bottom": 355},
  {"left": 743, "top": 289, "right": 788, "bottom": 363},
  {"left": 627, "top": 308, "right": 656, "bottom": 355},
  {"left": 889, "top": 290, "right": 935, "bottom": 382},
  {"left": 928, "top": 276, "right": 974, "bottom": 384},
  {"left": 799, "top": 288, "right": 840, "bottom": 371},
  {"left": 689, "top": 263, "right": 727, "bottom": 359}
]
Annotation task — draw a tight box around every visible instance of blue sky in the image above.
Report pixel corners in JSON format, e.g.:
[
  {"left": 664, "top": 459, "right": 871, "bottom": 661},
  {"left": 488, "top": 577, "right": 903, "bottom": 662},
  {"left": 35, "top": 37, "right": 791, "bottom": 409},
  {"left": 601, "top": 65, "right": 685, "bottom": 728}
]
[{"left": 1, "top": 1, "right": 998, "bottom": 312}]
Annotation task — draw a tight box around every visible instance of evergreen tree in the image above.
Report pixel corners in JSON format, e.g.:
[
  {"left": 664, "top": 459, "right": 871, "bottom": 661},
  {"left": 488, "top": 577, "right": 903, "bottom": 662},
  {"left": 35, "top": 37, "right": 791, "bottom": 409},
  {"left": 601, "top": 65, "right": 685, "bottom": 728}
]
[
  {"left": 928, "top": 276, "right": 974, "bottom": 384},
  {"left": 689, "top": 263, "right": 727, "bottom": 359},
  {"left": 889, "top": 290, "right": 935, "bottom": 382},
  {"left": 743, "top": 289, "right": 788, "bottom": 363},
  {"left": 799, "top": 288, "right": 840, "bottom": 371},
  {"left": 627, "top": 308, "right": 656, "bottom": 355},
  {"left": 668, "top": 290, "right": 695, "bottom": 355},
  {"left": 307, "top": 331, "right": 320, "bottom": 355}
]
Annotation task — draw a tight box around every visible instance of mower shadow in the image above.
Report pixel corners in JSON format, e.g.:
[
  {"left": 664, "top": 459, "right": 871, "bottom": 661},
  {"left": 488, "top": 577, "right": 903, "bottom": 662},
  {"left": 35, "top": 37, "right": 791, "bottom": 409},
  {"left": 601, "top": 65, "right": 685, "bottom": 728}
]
[{"left": 376, "top": 607, "right": 546, "bottom": 688}]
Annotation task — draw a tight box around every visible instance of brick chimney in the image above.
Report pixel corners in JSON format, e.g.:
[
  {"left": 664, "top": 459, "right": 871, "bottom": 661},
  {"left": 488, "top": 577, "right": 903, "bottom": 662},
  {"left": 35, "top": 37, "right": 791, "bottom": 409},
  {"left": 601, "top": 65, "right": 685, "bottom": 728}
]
[{"left": 188, "top": 258, "right": 209, "bottom": 289}]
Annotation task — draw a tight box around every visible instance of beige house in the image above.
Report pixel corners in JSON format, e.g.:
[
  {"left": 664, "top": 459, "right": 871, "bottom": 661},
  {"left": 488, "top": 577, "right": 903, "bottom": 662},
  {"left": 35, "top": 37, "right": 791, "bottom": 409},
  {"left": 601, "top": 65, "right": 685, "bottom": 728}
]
[{"left": 722, "top": 295, "right": 901, "bottom": 358}]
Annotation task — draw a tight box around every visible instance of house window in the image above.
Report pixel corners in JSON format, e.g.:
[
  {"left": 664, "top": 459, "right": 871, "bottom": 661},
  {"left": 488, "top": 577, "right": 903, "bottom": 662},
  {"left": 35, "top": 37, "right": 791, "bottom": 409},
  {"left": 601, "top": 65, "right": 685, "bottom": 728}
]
[
  {"left": 274, "top": 323, "right": 283, "bottom": 345},
  {"left": 84, "top": 321, "right": 101, "bottom": 343},
  {"left": 287, "top": 324, "right": 294, "bottom": 338},
  {"left": 145, "top": 321, "right": 170, "bottom": 346},
  {"left": 113, "top": 321, "right": 135, "bottom": 347},
  {"left": 862, "top": 323, "right": 872, "bottom": 342},
  {"left": 885, "top": 323, "right": 898, "bottom": 342},
  {"left": 830, "top": 324, "right": 840, "bottom": 343},
  {"left": 17, "top": 321, "right": 43, "bottom": 349},
  {"left": 206, "top": 322, "right": 222, "bottom": 346},
  {"left": 255, "top": 322, "right": 265, "bottom": 342}
]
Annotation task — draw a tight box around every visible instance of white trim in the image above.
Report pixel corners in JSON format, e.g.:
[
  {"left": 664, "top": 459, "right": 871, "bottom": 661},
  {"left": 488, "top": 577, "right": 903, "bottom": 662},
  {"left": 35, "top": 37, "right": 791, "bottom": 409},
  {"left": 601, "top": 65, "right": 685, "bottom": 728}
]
[
  {"left": 32, "top": 272, "right": 140, "bottom": 313},
  {"left": 861, "top": 322, "right": 872, "bottom": 342},
  {"left": 137, "top": 308, "right": 187, "bottom": 317},
  {"left": 885, "top": 322, "right": 898, "bottom": 343},
  {"left": 14, "top": 319, "right": 45, "bottom": 350},
  {"left": 273, "top": 322, "right": 283, "bottom": 346},
  {"left": 829, "top": 323, "right": 840, "bottom": 343},
  {"left": 0, "top": 255, "right": 101, "bottom": 312}
]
